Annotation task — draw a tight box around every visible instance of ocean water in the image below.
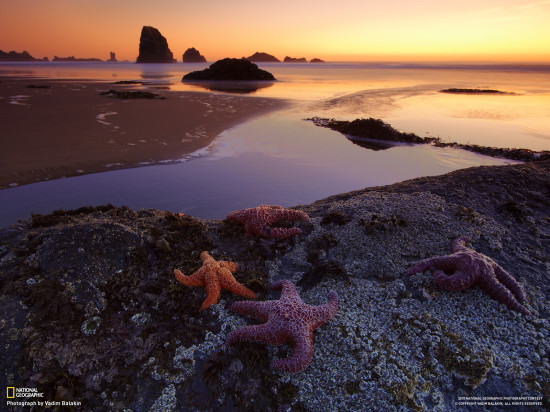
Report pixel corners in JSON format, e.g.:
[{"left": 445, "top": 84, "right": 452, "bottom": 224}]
[{"left": 1, "top": 61, "right": 549, "bottom": 226}]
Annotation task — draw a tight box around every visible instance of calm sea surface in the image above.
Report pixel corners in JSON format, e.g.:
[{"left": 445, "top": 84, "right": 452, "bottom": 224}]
[{"left": 1, "top": 61, "right": 549, "bottom": 226}]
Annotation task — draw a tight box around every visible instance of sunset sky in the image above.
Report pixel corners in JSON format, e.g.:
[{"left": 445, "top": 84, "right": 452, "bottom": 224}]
[{"left": 1, "top": 0, "right": 549, "bottom": 62}]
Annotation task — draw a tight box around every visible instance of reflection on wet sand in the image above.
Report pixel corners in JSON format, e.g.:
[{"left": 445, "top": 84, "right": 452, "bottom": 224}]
[{"left": 182, "top": 80, "right": 275, "bottom": 94}]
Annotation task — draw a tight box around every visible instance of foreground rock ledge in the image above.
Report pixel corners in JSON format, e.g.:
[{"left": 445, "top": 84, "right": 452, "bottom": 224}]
[{"left": 1, "top": 161, "right": 549, "bottom": 411}]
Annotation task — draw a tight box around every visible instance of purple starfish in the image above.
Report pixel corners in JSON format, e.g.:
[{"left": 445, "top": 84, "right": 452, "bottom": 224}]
[
  {"left": 226, "top": 205, "right": 310, "bottom": 239},
  {"left": 226, "top": 280, "right": 338, "bottom": 373},
  {"left": 408, "top": 236, "right": 530, "bottom": 315}
]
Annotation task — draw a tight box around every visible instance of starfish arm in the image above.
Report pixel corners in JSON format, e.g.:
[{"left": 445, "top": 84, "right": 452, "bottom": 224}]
[
  {"left": 219, "top": 261, "right": 238, "bottom": 273},
  {"left": 226, "top": 324, "right": 287, "bottom": 346},
  {"left": 407, "top": 255, "right": 462, "bottom": 275},
  {"left": 480, "top": 277, "right": 531, "bottom": 315},
  {"left": 226, "top": 210, "right": 246, "bottom": 222},
  {"left": 271, "top": 227, "right": 302, "bottom": 239},
  {"left": 433, "top": 269, "right": 478, "bottom": 292},
  {"left": 271, "top": 280, "right": 299, "bottom": 300},
  {"left": 229, "top": 300, "right": 272, "bottom": 321},
  {"left": 493, "top": 263, "right": 527, "bottom": 303},
  {"left": 273, "top": 209, "right": 310, "bottom": 223},
  {"left": 200, "top": 272, "right": 221, "bottom": 310},
  {"left": 174, "top": 268, "right": 205, "bottom": 287},
  {"left": 310, "top": 291, "right": 339, "bottom": 329},
  {"left": 245, "top": 221, "right": 270, "bottom": 238},
  {"left": 219, "top": 268, "right": 257, "bottom": 300},
  {"left": 271, "top": 331, "right": 314, "bottom": 373}
]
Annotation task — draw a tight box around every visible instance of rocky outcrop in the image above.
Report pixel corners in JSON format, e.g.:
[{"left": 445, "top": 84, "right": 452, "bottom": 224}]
[
  {"left": 107, "top": 52, "right": 117, "bottom": 62},
  {"left": 284, "top": 56, "right": 307, "bottom": 63},
  {"left": 0, "top": 50, "right": 48, "bottom": 62},
  {"left": 182, "top": 47, "right": 206, "bottom": 63},
  {"left": 136, "top": 26, "right": 176, "bottom": 63},
  {"left": 308, "top": 117, "right": 550, "bottom": 161},
  {"left": 1, "top": 160, "right": 549, "bottom": 410},
  {"left": 245, "top": 52, "right": 280, "bottom": 62},
  {"left": 310, "top": 58, "right": 325, "bottom": 63},
  {"left": 182, "top": 58, "right": 276, "bottom": 81},
  {"left": 440, "top": 88, "right": 510, "bottom": 94}
]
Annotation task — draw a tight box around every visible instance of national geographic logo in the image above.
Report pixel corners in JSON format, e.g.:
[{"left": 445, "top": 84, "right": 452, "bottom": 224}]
[
  {"left": 6, "top": 387, "right": 44, "bottom": 398},
  {"left": 6, "top": 387, "right": 82, "bottom": 408}
]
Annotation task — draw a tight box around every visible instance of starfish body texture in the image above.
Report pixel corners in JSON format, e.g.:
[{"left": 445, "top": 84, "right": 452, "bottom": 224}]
[
  {"left": 226, "top": 280, "right": 338, "bottom": 373},
  {"left": 408, "top": 236, "right": 530, "bottom": 315},
  {"left": 226, "top": 205, "right": 310, "bottom": 239},
  {"left": 174, "top": 251, "right": 257, "bottom": 311}
]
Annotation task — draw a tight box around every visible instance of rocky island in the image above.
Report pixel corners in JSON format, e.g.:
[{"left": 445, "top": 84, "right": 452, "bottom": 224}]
[
  {"left": 244, "top": 52, "right": 280, "bottom": 62},
  {"left": 182, "top": 47, "right": 207, "bottom": 63},
  {"left": 284, "top": 56, "right": 308, "bottom": 63},
  {"left": 439, "top": 88, "right": 511, "bottom": 94},
  {"left": 0, "top": 50, "right": 48, "bottom": 61},
  {"left": 0, "top": 159, "right": 549, "bottom": 410},
  {"left": 182, "top": 58, "right": 276, "bottom": 81},
  {"left": 136, "top": 26, "right": 177, "bottom": 63},
  {"left": 53, "top": 56, "right": 102, "bottom": 62}
]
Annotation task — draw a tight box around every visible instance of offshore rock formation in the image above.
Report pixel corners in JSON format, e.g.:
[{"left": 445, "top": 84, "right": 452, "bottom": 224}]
[
  {"left": 136, "top": 26, "right": 176, "bottom": 63},
  {"left": 245, "top": 52, "right": 280, "bottom": 62},
  {"left": 107, "top": 52, "right": 117, "bottom": 62},
  {"left": 440, "top": 88, "right": 511, "bottom": 94},
  {"left": 182, "top": 58, "right": 276, "bottom": 81},
  {"left": 284, "top": 56, "right": 308, "bottom": 62},
  {"left": 310, "top": 58, "right": 325, "bottom": 63},
  {"left": 182, "top": 47, "right": 207, "bottom": 63},
  {"left": 0, "top": 50, "right": 48, "bottom": 61},
  {"left": 308, "top": 117, "right": 550, "bottom": 161},
  {"left": 53, "top": 56, "right": 102, "bottom": 62}
]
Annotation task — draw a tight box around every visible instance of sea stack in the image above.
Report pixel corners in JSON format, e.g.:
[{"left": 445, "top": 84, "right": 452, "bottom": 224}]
[
  {"left": 182, "top": 47, "right": 207, "bottom": 63},
  {"left": 182, "top": 58, "right": 276, "bottom": 81},
  {"left": 108, "top": 52, "right": 117, "bottom": 62},
  {"left": 136, "top": 26, "right": 176, "bottom": 63}
]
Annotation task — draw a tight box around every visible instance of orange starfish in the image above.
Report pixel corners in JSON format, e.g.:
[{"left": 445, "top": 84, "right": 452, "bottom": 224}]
[{"left": 174, "top": 251, "right": 257, "bottom": 310}]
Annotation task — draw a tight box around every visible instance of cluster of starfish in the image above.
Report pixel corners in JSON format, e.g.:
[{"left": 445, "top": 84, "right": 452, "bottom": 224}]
[
  {"left": 174, "top": 251, "right": 338, "bottom": 372},
  {"left": 226, "top": 205, "right": 310, "bottom": 239},
  {"left": 408, "top": 236, "right": 530, "bottom": 315},
  {"left": 174, "top": 201, "right": 531, "bottom": 374}
]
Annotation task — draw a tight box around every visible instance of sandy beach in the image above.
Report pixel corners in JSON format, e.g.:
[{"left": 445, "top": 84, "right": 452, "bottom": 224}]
[{"left": 0, "top": 78, "right": 287, "bottom": 189}]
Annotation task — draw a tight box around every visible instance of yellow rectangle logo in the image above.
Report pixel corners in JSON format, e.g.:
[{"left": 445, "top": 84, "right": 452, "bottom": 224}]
[{"left": 7, "top": 387, "right": 15, "bottom": 398}]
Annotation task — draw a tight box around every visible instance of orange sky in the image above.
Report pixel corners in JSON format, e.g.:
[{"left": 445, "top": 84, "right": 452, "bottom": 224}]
[{"left": 1, "top": 0, "right": 549, "bottom": 62}]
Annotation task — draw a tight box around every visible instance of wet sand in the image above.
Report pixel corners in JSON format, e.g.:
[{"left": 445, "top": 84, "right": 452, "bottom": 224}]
[{"left": 0, "top": 78, "right": 288, "bottom": 189}]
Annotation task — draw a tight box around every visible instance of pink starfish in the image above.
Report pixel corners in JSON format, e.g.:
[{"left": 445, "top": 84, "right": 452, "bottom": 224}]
[
  {"left": 226, "top": 280, "right": 338, "bottom": 373},
  {"left": 408, "top": 236, "right": 530, "bottom": 315},
  {"left": 226, "top": 205, "right": 310, "bottom": 239}
]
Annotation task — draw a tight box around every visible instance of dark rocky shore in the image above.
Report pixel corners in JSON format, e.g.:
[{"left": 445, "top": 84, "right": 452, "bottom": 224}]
[{"left": 1, "top": 161, "right": 549, "bottom": 411}]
